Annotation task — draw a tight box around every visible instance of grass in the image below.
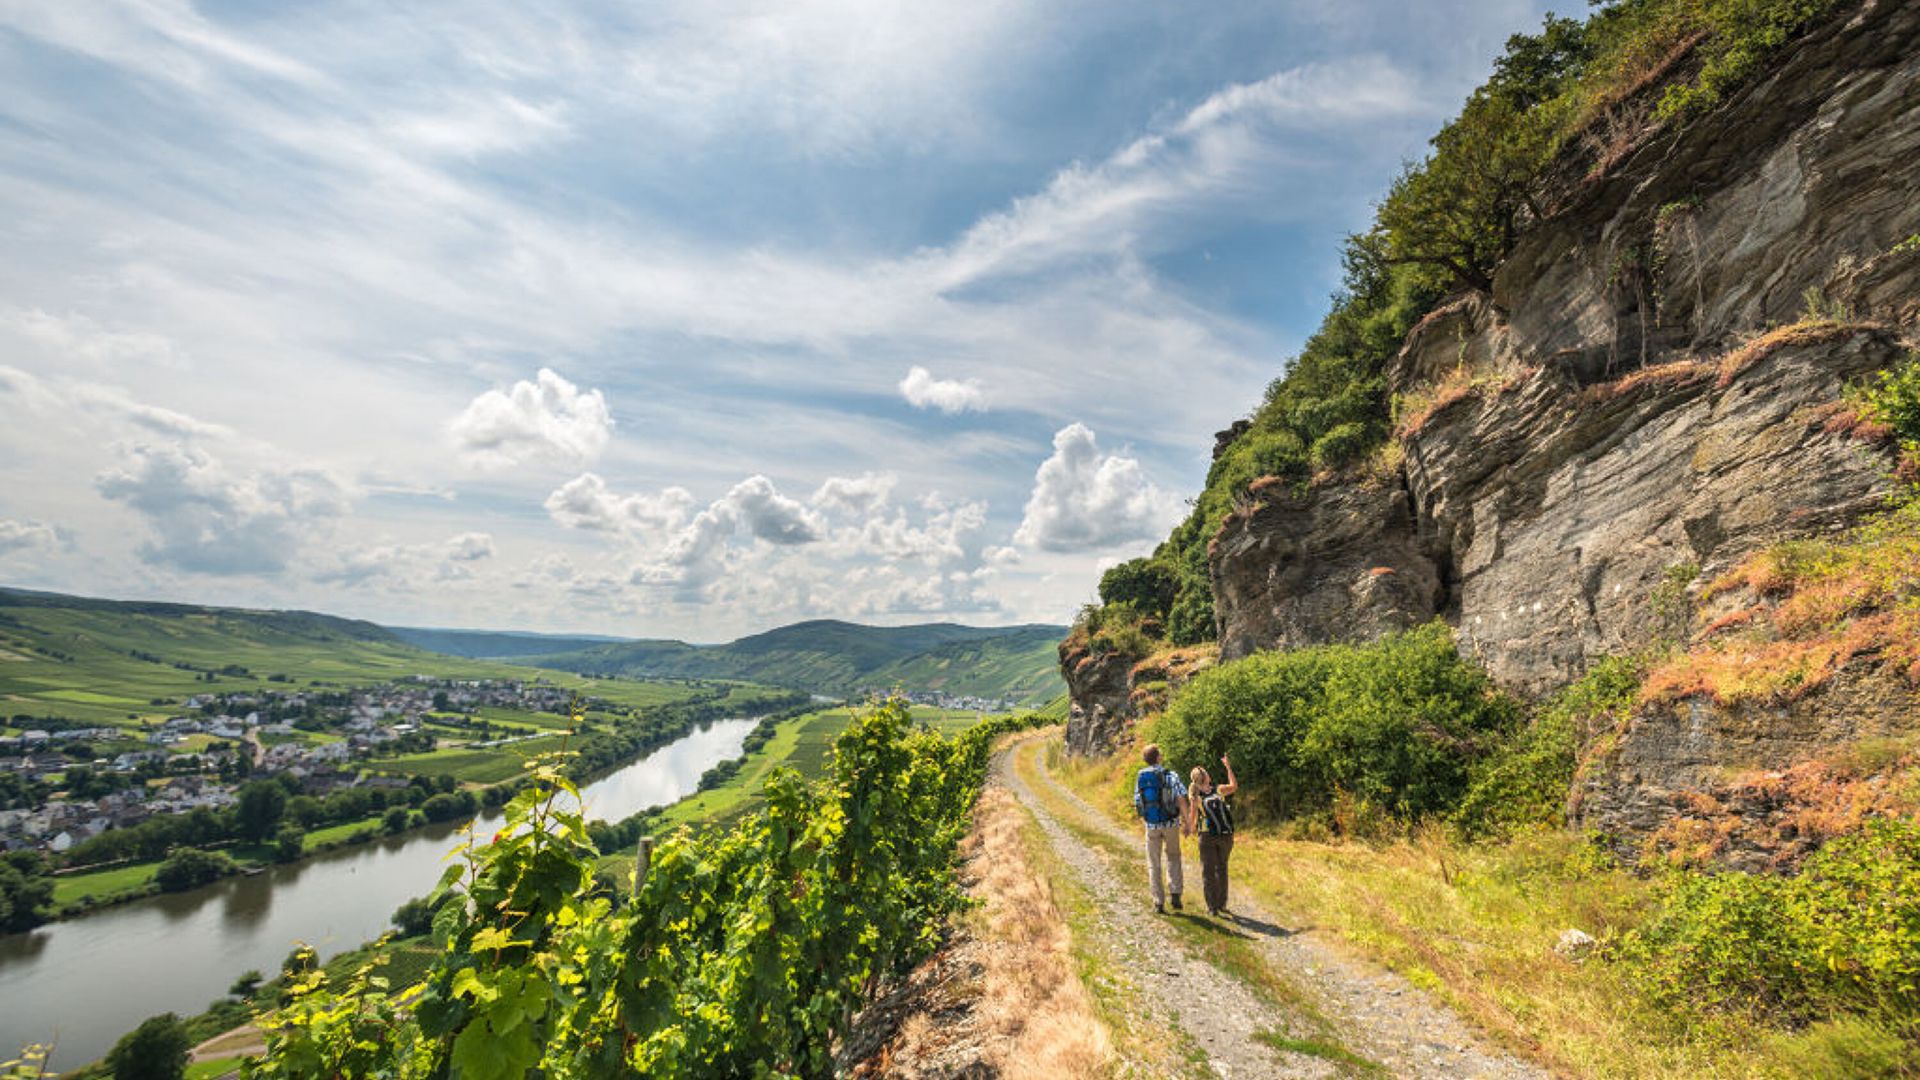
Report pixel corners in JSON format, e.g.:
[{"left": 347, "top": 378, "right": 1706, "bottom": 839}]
[
  {"left": 1048, "top": 735, "right": 1910, "bottom": 1078},
  {"left": 1645, "top": 497, "right": 1920, "bottom": 706},
  {"left": 370, "top": 734, "right": 575, "bottom": 785},
  {"left": 302, "top": 815, "right": 384, "bottom": 849},
  {"left": 50, "top": 858, "right": 162, "bottom": 906}
]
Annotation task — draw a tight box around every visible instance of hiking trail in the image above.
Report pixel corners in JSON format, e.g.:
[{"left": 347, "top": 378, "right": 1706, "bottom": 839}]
[{"left": 995, "top": 737, "right": 1548, "bottom": 1079}]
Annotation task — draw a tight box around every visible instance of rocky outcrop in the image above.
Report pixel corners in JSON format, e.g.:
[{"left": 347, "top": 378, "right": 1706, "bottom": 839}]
[
  {"left": 1407, "top": 327, "right": 1902, "bottom": 694},
  {"left": 1209, "top": 0, "right": 1920, "bottom": 692},
  {"left": 1575, "top": 664, "right": 1920, "bottom": 871},
  {"left": 1058, "top": 642, "right": 1137, "bottom": 757},
  {"left": 1211, "top": 476, "right": 1442, "bottom": 662},
  {"left": 1176, "top": 0, "right": 1920, "bottom": 859}
]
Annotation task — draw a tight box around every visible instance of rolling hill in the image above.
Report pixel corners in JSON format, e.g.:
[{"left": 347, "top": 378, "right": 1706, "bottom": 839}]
[
  {"left": 509, "top": 620, "right": 1068, "bottom": 704},
  {"left": 0, "top": 587, "right": 698, "bottom": 730},
  {"left": 387, "top": 627, "right": 631, "bottom": 659}
]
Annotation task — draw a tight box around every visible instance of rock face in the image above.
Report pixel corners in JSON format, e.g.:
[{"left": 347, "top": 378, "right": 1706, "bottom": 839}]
[
  {"left": 1211, "top": 476, "right": 1442, "bottom": 662},
  {"left": 1209, "top": 0, "right": 1919, "bottom": 692},
  {"left": 1407, "top": 328, "right": 1901, "bottom": 694},
  {"left": 1575, "top": 666, "right": 1920, "bottom": 871},
  {"left": 1058, "top": 643, "right": 1136, "bottom": 757}
]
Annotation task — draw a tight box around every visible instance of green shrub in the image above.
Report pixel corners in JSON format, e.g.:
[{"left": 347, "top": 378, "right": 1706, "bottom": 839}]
[
  {"left": 1151, "top": 623, "right": 1520, "bottom": 821},
  {"left": 1097, "top": 558, "right": 1177, "bottom": 620},
  {"left": 153, "top": 848, "right": 235, "bottom": 893},
  {"left": 1453, "top": 655, "right": 1643, "bottom": 838},
  {"left": 1617, "top": 818, "right": 1920, "bottom": 1027},
  {"left": 1857, "top": 351, "right": 1920, "bottom": 476}
]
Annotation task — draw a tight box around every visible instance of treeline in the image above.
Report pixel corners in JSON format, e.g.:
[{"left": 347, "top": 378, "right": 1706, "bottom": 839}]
[
  {"left": 1088, "top": 0, "right": 1846, "bottom": 647},
  {"left": 253, "top": 703, "right": 1046, "bottom": 1077}
]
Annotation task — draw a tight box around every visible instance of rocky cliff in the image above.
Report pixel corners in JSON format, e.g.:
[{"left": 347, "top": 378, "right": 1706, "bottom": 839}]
[{"left": 1066, "top": 0, "right": 1920, "bottom": 856}]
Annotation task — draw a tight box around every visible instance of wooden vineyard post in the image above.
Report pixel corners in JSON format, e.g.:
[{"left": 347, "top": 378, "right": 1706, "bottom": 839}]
[{"left": 634, "top": 835, "right": 654, "bottom": 895}]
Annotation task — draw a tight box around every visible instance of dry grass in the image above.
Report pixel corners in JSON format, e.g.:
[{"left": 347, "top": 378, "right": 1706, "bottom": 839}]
[
  {"left": 1585, "top": 320, "right": 1876, "bottom": 405},
  {"left": 1050, "top": 737, "right": 1893, "bottom": 1079},
  {"left": 1643, "top": 750, "right": 1920, "bottom": 869},
  {"left": 875, "top": 780, "right": 1115, "bottom": 1079},
  {"left": 1646, "top": 500, "right": 1920, "bottom": 705}
]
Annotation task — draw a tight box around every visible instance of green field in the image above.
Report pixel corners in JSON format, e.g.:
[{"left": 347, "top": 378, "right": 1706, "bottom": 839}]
[
  {"left": 51, "top": 859, "right": 162, "bottom": 906},
  {"left": 371, "top": 734, "right": 576, "bottom": 785}
]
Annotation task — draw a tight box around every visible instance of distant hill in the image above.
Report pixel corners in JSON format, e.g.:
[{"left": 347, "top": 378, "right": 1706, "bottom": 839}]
[
  {"left": 388, "top": 627, "right": 631, "bottom": 659},
  {"left": 514, "top": 619, "right": 1069, "bottom": 704}
]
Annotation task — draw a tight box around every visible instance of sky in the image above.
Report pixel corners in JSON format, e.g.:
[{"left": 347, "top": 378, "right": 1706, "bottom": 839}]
[{"left": 0, "top": 0, "right": 1556, "bottom": 642}]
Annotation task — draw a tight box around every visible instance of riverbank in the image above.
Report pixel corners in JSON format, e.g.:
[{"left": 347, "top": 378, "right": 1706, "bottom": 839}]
[{"left": 0, "top": 716, "right": 771, "bottom": 1070}]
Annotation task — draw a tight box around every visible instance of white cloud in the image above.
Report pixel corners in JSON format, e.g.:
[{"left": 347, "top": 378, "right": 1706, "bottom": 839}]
[
  {"left": 544, "top": 473, "right": 696, "bottom": 535},
  {"left": 95, "top": 441, "right": 348, "bottom": 575},
  {"left": 314, "top": 532, "right": 497, "bottom": 586},
  {"left": 812, "top": 472, "right": 897, "bottom": 517},
  {"left": 0, "top": 519, "right": 61, "bottom": 556},
  {"left": 1013, "top": 423, "right": 1180, "bottom": 553},
  {"left": 898, "top": 366, "right": 985, "bottom": 413},
  {"left": 725, "top": 475, "right": 823, "bottom": 546},
  {"left": 448, "top": 368, "right": 612, "bottom": 469}
]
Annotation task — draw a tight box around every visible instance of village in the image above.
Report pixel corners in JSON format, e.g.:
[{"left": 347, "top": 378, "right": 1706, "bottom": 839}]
[{"left": 0, "top": 676, "right": 587, "bottom": 855}]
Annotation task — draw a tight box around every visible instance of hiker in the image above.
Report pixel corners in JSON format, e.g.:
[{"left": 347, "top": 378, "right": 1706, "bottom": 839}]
[
  {"left": 1187, "top": 754, "right": 1238, "bottom": 917},
  {"left": 1134, "top": 743, "right": 1188, "bottom": 914}
]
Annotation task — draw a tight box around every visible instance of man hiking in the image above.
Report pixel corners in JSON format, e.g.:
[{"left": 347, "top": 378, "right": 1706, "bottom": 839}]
[{"left": 1133, "top": 743, "right": 1188, "bottom": 914}]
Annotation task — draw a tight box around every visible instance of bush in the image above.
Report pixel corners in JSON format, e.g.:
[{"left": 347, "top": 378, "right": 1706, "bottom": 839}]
[
  {"left": 1151, "top": 622, "right": 1520, "bottom": 821},
  {"left": 154, "top": 848, "right": 235, "bottom": 893},
  {"left": 1097, "top": 558, "right": 1178, "bottom": 620},
  {"left": 1617, "top": 818, "right": 1920, "bottom": 1026},
  {"left": 106, "top": 1013, "right": 190, "bottom": 1080},
  {"left": 1453, "top": 655, "right": 1643, "bottom": 838}
]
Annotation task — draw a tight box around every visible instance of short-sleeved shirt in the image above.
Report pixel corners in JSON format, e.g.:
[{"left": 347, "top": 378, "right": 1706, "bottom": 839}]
[{"left": 1135, "top": 766, "right": 1187, "bottom": 827}]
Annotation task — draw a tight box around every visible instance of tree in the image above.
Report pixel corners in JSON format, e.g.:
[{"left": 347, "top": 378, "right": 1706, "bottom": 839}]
[
  {"left": 382, "top": 806, "right": 411, "bottom": 834},
  {"left": 229, "top": 970, "right": 264, "bottom": 999},
  {"left": 392, "top": 895, "right": 436, "bottom": 937},
  {"left": 154, "top": 848, "right": 235, "bottom": 893},
  {"left": 106, "top": 1013, "right": 190, "bottom": 1080},
  {"left": 0, "top": 851, "right": 54, "bottom": 932},
  {"left": 235, "top": 779, "right": 288, "bottom": 841},
  {"left": 1097, "top": 558, "right": 1178, "bottom": 620},
  {"left": 273, "top": 824, "right": 306, "bottom": 863}
]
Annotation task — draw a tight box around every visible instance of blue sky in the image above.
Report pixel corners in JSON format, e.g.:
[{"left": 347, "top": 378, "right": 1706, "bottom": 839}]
[{"left": 0, "top": 0, "right": 1555, "bottom": 640}]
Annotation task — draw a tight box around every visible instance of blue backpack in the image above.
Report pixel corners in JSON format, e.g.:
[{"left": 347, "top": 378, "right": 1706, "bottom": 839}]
[{"left": 1135, "top": 767, "right": 1181, "bottom": 825}]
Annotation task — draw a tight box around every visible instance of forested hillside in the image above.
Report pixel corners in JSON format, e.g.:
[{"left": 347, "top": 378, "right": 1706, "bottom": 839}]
[{"left": 519, "top": 620, "right": 1067, "bottom": 703}]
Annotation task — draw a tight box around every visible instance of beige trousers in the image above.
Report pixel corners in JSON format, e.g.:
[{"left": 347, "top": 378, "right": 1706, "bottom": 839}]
[{"left": 1144, "top": 824, "right": 1183, "bottom": 905}]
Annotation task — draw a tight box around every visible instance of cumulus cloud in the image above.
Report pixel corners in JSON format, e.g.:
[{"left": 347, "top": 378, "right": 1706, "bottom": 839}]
[
  {"left": 634, "top": 475, "right": 824, "bottom": 594},
  {"left": 811, "top": 472, "right": 897, "bottom": 517},
  {"left": 1013, "top": 423, "right": 1179, "bottom": 553},
  {"left": 95, "top": 442, "right": 348, "bottom": 575},
  {"left": 898, "top": 366, "right": 985, "bottom": 413},
  {"left": 0, "top": 519, "right": 61, "bottom": 556},
  {"left": 449, "top": 368, "right": 612, "bottom": 468},
  {"left": 544, "top": 473, "right": 696, "bottom": 535},
  {"left": 314, "top": 532, "right": 497, "bottom": 586}
]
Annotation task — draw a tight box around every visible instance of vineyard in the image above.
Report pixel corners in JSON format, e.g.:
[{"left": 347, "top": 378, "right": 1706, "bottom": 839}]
[{"left": 248, "top": 700, "right": 1040, "bottom": 1079}]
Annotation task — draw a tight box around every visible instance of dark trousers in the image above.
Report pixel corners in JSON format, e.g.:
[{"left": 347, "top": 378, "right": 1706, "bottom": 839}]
[{"left": 1198, "top": 832, "right": 1233, "bottom": 912}]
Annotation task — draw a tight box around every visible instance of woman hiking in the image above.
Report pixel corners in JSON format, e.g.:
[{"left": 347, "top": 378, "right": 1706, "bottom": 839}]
[{"left": 1186, "top": 754, "right": 1237, "bottom": 917}]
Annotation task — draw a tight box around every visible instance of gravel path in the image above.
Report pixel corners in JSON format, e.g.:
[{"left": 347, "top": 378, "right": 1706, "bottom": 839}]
[{"left": 999, "top": 741, "right": 1550, "bottom": 1080}]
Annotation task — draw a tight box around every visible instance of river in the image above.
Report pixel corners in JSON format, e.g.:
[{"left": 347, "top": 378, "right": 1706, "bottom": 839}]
[{"left": 0, "top": 717, "right": 761, "bottom": 1069}]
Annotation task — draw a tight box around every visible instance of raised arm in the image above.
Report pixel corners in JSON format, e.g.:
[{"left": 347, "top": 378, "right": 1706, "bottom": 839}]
[{"left": 1218, "top": 754, "right": 1238, "bottom": 797}]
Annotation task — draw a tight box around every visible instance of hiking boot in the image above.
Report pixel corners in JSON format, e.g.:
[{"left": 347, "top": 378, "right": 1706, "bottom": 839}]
[
  {"left": 1170, "top": 893, "right": 1183, "bottom": 911},
  {"left": 1155, "top": 902, "right": 1165, "bottom": 914}
]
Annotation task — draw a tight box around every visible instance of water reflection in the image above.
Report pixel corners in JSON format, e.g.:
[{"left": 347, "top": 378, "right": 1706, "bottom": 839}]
[{"left": 0, "top": 717, "right": 759, "bottom": 1069}]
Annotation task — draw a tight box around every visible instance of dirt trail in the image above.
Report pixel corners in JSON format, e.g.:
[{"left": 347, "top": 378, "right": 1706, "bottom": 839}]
[{"left": 997, "top": 739, "right": 1549, "bottom": 1080}]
